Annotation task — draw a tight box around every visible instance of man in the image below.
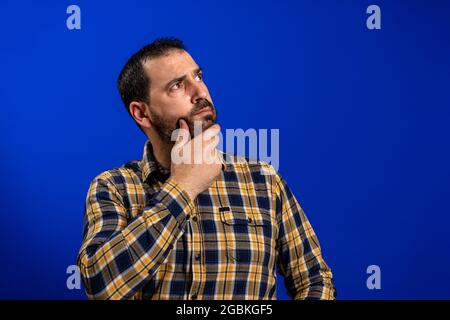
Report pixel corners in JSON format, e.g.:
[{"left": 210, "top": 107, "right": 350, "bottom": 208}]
[{"left": 77, "top": 38, "right": 336, "bottom": 300}]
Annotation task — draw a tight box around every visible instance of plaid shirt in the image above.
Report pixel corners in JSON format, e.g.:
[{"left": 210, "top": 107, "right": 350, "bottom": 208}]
[{"left": 77, "top": 140, "right": 336, "bottom": 300}]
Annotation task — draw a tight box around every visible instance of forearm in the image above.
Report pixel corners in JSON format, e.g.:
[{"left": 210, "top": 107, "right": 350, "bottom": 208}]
[
  {"left": 77, "top": 178, "right": 194, "bottom": 299},
  {"left": 292, "top": 263, "right": 336, "bottom": 300},
  {"left": 274, "top": 171, "right": 336, "bottom": 300}
]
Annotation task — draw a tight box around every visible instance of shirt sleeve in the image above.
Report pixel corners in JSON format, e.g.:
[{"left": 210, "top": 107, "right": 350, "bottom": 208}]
[
  {"left": 77, "top": 173, "right": 195, "bottom": 300},
  {"left": 274, "top": 172, "right": 336, "bottom": 300}
]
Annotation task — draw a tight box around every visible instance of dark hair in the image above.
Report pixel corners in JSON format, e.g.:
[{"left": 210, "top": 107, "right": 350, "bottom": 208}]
[{"left": 117, "top": 37, "right": 186, "bottom": 116}]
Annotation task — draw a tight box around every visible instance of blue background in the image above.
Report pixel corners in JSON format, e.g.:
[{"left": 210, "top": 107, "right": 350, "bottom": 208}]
[{"left": 1, "top": 0, "right": 449, "bottom": 299}]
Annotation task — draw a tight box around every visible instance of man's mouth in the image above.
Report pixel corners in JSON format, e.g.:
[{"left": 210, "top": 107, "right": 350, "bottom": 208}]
[{"left": 194, "top": 107, "right": 213, "bottom": 116}]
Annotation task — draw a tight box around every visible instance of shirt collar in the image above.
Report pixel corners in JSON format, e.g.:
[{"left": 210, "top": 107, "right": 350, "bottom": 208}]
[{"left": 140, "top": 140, "right": 170, "bottom": 183}]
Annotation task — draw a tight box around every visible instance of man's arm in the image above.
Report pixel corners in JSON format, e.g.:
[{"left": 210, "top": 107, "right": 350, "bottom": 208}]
[
  {"left": 77, "top": 173, "right": 194, "bottom": 300},
  {"left": 77, "top": 122, "right": 221, "bottom": 299},
  {"left": 274, "top": 172, "right": 336, "bottom": 300}
]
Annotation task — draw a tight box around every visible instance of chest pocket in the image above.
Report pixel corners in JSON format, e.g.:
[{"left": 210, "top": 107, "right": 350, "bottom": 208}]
[
  {"left": 219, "top": 207, "right": 276, "bottom": 269},
  {"left": 220, "top": 208, "right": 271, "bottom": 226}
]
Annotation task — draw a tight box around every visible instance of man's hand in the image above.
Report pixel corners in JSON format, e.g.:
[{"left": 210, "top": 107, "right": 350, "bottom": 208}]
[{"left": 170, "top": 119, "right": 222, "bottom": 201}]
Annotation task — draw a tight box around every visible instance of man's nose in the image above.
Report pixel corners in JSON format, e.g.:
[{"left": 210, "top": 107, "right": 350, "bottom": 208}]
[{"left": 190, "top": 81, "right": 207, "bottom": 104}]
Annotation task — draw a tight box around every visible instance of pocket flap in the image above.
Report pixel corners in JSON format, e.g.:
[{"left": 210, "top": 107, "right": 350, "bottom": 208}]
[{"left": 220, "top": 207, "right": 272, "bottom": 226}]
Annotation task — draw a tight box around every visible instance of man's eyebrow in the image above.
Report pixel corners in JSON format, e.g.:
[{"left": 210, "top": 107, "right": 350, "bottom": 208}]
[{"left": 165, "top": 67, "right": 202, "bottom": 89}]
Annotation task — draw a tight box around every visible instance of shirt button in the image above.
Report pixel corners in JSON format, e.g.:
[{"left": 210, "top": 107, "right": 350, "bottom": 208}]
[
  {"left": 195, "top": 253, "right": 201, "bottom": 261},
  {"left": 191, "top": 293, "right": 197, "bottom": 300},
  {"left": 192, "top": 216, "right": 198, "bottom": 222},
  {"left": 247, "top": 217, "right": 253, "bottom": 223}
]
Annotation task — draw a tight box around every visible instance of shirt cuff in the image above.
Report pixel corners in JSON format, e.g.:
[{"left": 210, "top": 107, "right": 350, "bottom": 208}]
[{"left": 151, "top": 177, "right": 196, "bottom": 226}]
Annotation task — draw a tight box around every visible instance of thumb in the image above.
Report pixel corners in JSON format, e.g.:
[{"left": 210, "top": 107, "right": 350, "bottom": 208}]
[
  {"left": 174, "top": 119, "right": 190, "bottom": 145},
  {"left": 178, "top": 118, "right": 189, "bottom": 131}
]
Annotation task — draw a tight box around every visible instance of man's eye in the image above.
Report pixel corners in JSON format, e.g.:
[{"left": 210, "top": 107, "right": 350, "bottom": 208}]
[
  {"left": 194, "top": 72, "right": 203, "bottom": 81},
  {"left": 171, "top": 82, "right": 184, "bottom": 90}
]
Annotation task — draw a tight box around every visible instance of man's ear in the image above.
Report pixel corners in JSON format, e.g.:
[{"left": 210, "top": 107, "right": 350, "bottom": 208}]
[{"left": 129, "top": 101, "right": 152, "bottom": 129}]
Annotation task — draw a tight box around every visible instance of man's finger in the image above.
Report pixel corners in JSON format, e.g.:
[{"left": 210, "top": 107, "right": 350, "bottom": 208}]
[
  {"left": 203, "top": 124, "right": 221, "bottom": 141},
  {"left": 173, "top": 119, "right": 190, "bottom": 146},
  {"left": 178, "top": 118, "right": 189, "bottom": 131}
]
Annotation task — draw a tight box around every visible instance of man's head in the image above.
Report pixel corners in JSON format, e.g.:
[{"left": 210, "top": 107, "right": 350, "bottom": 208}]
[{"left": 117, "top": 38, "right": 217, "bottom": 144}]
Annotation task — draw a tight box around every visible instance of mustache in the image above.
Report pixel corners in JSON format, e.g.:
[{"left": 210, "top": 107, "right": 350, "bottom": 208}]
[
  {"left": 191, "top": 99, "right": 214, "bottom": 115},
  {"left": 174, "top": 99, "right": 216, "bottom": 131}
]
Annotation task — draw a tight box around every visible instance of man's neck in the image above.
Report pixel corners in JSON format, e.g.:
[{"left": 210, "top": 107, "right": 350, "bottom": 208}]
[{"left": 151, "top": 140, "right": 172, "bottom": 171}]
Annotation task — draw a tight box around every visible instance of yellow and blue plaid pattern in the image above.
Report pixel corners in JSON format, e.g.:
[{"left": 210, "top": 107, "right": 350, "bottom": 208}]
[{"left": 77, "top": 140, "right": 336, "bottom": 300}]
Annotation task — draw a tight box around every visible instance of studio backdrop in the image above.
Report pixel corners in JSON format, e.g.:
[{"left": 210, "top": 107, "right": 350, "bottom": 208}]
[{"left": 1, "top": 0, "right": 449, "bottom": 299}]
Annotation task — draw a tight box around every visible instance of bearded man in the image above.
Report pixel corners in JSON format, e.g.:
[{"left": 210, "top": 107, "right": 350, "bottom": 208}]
[{"left": 77, "top": 38, "right": 336, "bottom": 300}]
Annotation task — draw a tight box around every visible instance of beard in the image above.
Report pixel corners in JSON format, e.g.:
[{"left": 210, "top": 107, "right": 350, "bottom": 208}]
[{"left": 151, "top": 98, "right": 217, "bottom": 145}]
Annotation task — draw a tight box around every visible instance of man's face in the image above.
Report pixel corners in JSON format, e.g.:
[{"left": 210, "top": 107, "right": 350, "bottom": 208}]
[{"left": 144, "top": 49, "right": 217, "bottom": 144}]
